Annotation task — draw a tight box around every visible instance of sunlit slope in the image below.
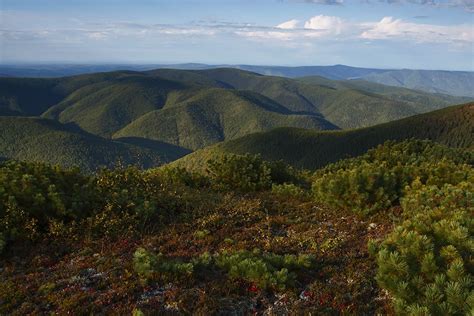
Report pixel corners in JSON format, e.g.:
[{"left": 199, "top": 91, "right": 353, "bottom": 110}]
[
  {"left": 172, "top": 103, "right": 474, "bottom": 170},
  {"left": 113, "top": 88, "right": 337, "bottom": 150}
]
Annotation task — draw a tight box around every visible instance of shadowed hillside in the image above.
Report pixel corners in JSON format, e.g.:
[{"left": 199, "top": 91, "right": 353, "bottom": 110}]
[
  {"left": 0, "top": 116, "right": 190, "bottom": 172},
  {"left": 42, "top": 74, "right": 191, "bottom": 137}
]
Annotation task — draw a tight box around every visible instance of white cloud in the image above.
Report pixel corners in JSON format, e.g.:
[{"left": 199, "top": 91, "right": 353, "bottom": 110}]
[
  {"left": 1, "top": 11, "right": 472, "bottom": 48},
  {"left": 276, "top": 19, "right": 300, "bottom": 29},
  {"left": 360, "top": 16, "right": 474, "bottom": 43},
  {"left": 304, "top": 15, "right": 346, "bottom": 35}
]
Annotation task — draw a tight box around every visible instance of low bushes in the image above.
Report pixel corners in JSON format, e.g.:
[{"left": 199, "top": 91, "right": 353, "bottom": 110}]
[
  {"left": 370, "top": 181, "right": 473, "bottom": 315},
  {"left": 312, "top": 140, "right": 473, "bottom": 215},
  {"left": 0, "top": 162, "right": 211, "bottom": 252},
  {"left": 207, "top": 153, "right": 306, "bottom": 192},
  {"left": 132, "top": 248, "right": 316, "bottom": 291},
  {"left": 0, "top": 161, "right": 99, "bottom": 249},
  {"left": 207, "top": 154, "right": 272, "bottom": 192}
]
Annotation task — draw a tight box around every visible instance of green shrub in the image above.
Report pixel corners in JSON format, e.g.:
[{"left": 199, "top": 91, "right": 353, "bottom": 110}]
[
  {"left": 132, "top": 247, "right": 315, "bottom": 291},
  {"left": 266, "top": 160, "right": 310, "bottom": 187},
  {"left": 0, "top": 161, "right": 99, "bottom": 250},
  {"left": 401, "top": 180, "right": 474, "bottom": 217},
  {"left": 96, "top": 166, "right": 193, "bottom": 227},
  {"left": 0, "top": 161, "right": 99, "bottom": 224},
  {"left": 214, "top": 249, "right": 315, "bottom": 290},
  {"left": 207, "top": 154, "right": 272, "bottom": 192},
  {"left": 193, "top": 229, "right": 210, "bottom": 239},
  {"left": 271, "top": 183, "right": 309, "bottom": 199},
  {"left": 153, "top": 166, "right": 210, "bottom": 188},
  {"left": 371, "top": 182, "right": 474, "bottom": 315},
  {"left": 313, "top": 161, "right": 400, "bottom": 215},
  {"left": 206, "top": 153, "right": 306, "bottom": 192},
  {"left": 133, "top": 248, "right": 194, "bottom": 282},
  {"left": 312, "top": 140, "right": 473, "bottom": 215}
]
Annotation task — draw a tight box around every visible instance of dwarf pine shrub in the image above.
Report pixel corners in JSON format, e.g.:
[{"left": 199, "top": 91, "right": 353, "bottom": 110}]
[
  {"left": 272, "top": 183, "right": 309, "bottom": 199},
  {"left": 0, "top": 161, "right": 99, "bottom": 251},
  {"left": 312, "top": 140, "right": 473, "bottom": 215},
  {"left": 207, "top": 154, "right": 272, "bottom": 192},
  {"left": 371, "top": 182, "right": 474, "bottom": 315},
  {"left": 133, "top": 248, "right": 194, "bottom": 282},
  {"left": 133, "top": 247, "right": 315, "bottom": 290},
  {"left": 214, "top": 249, "right": 315, "bottom": 290}
]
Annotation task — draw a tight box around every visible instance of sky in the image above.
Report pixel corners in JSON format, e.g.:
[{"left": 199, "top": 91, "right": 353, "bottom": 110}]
[{"left": 0, "top": 0, "right": 473, "bottom": 70}]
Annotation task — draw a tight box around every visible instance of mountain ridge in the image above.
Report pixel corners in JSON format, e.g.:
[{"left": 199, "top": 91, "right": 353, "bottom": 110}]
[{"left": 171, "top": 102, "right": 474, "bottom": 171}]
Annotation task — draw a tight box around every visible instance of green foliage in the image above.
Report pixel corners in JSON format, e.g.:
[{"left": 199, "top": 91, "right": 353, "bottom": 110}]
[
  {"left": 401, "top": 180, "right": 474, "bottom": 217},
  {"left": 0, "top": 116, "right": 174, "bottom": 172},
  {"left": 312, "top": 140, "right": 473, "bottom": 215},
  {"left": 153, "top": 166, "right": 210, "bottom": 188},
  {"left": 177, "top": 103, "right": 474, "bottom": 171},
  {"left": 113, "top": 87, "right": 334, "bottom": 151},
  {"left": 133, "top": 248, "right": 196, "bottom": 282},
  {"left": 214, "top": 249, "right": 315, "bottom": 290},
  {"left": 206, "top": 153, "right": 305, "bottom": 192},
  {"left": 133, "top": 247, "right": 315, "bottom": 291},
  {"left": 132, "top": 309, "right": 145, "bottom": 316},
  {"left": 1, "top": 68, "right": 467, "bottom": 166},
  {"left": 0, "top": 160, "right": 98, "bottom": 222},
  {"left": 0, "top": 160, "right": 99, "bottom": 249},
  {"left": 373, "top": 181, "right": 473, "bottom": 315},
  {"left": 207, "top": 154, "right": 272, "bottom": 192},
  {"left": 0, "top": 161, "right": 210, "bottom": 251},
  {"left": 271, "top": 183, "right": 309, "bottom": 199},
  {"left": 196, "top": 68, "right": 467, "bottom": 129}
]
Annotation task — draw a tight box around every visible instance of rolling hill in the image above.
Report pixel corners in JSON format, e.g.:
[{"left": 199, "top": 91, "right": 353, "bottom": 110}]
[
  {"left": 42, "top": 73, "right": 192, "bottom": 137},
  {"left": 171, "top": 102, "right": 474, "bottom": 171},
  {"left": 363, "top": 69, "right": 474, "bottom": 97},
  {"left": 113, "top": 88, "right": 336, "bottom": 150},
  {"left": 232, "top": 65, "right": 474, "bottom": 98},
  {"left": 3, "top": 64, "right": 471, "bottom": 97},
  {"left": 184, "top": 68, "right": 468, "bottom": 129},
  {"left": 298, "top": 76, "right": 471, "bottom": 113},
  {"left": 0, "top": 68, "right": 469, "bottom": 157},
  {"left": 0, "top": 116, "right": 190, "bottom": 172}
]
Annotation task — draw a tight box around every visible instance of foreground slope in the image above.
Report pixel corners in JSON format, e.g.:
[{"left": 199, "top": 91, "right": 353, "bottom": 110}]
[
  {"left": 173, "top": 103, "right": 474, "bottom": 170},
  {"left": 0, "top": 117, "right": 190, "bottom": 171}
]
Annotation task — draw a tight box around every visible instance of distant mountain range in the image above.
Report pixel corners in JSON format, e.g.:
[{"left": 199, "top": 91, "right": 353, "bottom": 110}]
[
  {"left": 1, "top": 63, "right": 473, "bottom": 97},
  {"left": 0, "top": 67, "right": 471, "bottom": 170},
  {"left": 172, "top": 102, "right": 474, "bottom": 171}
]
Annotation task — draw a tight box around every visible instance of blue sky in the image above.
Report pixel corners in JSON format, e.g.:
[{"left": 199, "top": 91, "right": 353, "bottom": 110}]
[{"left": 1, "top": 0, "right": 473, "bottom": 70}]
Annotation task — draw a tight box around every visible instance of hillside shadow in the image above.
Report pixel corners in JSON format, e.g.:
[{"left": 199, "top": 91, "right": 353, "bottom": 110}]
[{"left": 114, "top": 137, "right": 192, "bottom": 160}]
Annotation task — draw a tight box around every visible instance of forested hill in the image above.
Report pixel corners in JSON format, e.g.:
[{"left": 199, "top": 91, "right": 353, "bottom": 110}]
[{"left": 172, "top": 102, "right": 474, "bottom": 171}]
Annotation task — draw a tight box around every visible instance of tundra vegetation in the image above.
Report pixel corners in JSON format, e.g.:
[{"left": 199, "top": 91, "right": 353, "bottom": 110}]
[{"left": 0, "top": 139, "right": 472, "bottom": 315}]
